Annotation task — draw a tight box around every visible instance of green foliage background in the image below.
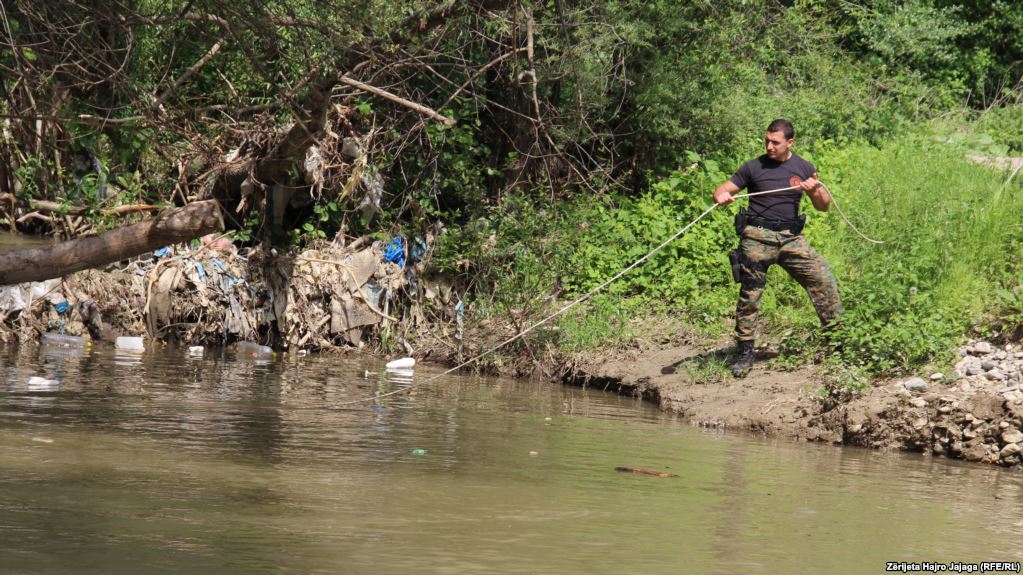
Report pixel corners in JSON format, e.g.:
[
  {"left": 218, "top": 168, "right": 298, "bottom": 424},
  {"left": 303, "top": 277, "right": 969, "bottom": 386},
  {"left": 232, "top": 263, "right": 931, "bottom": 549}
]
[{"left": 5, "top": 0, "right": 1023, "bottom": 375}]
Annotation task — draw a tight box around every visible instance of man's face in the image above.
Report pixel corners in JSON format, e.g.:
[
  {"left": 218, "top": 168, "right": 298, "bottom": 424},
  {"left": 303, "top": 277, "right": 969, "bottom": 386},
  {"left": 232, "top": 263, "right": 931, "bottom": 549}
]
[{"left": 764, "top": 131, "right": 793, "bottom": 161}]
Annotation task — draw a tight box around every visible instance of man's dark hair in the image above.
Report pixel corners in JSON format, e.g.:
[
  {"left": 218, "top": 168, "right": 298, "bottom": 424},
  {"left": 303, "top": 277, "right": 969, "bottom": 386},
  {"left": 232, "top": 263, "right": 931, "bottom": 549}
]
[{"left": 767, "top": 118, "right": 794, "bottom": 140}]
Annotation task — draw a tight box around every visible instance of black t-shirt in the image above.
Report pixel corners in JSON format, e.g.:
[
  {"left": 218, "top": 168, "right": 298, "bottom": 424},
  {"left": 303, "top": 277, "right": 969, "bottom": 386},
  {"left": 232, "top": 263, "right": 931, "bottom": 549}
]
[{"left": 728, "top": 153, "right": 816, "bottom": 221}]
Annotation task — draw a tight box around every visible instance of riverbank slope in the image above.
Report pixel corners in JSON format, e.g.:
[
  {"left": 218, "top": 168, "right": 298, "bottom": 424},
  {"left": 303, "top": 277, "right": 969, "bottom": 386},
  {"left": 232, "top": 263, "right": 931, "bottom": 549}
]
[{"left": 566, "top": 334, "right": 1023, "bottom": 468}]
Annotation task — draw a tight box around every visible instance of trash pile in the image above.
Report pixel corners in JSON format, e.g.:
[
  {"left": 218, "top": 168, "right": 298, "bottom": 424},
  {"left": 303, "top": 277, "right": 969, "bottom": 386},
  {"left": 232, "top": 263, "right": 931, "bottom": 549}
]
[{"left": 0, "top": 232, "right": 464, "bottom": 356}]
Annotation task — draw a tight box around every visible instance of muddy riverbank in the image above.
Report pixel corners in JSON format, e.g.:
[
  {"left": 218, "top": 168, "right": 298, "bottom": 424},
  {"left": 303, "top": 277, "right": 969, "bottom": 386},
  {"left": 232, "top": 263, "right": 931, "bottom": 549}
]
[{"left": 565, "top": 335, "right": 1023, "bottom": 468}]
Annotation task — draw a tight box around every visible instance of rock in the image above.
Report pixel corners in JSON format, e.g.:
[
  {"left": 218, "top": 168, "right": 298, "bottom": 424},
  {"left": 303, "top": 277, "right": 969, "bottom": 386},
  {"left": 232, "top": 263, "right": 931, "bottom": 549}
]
[
  {"left": 938, "top": 405, "right": 953, "bottom": 414},
  {"left": 974, "top": 341, "right": 993, "bottom": 355},
  {"left": 956, "top": 355, "right": 979, "bottom": 372},
  {"left": 847, "top": 423, "right": 863, "bottom": 434},
  {"left": 1000, "top": 443, "right": 1021, "bottom": 458},
  {"left": 912, "top": 417, "right": 928, "bottom": 430},
  {"left": 964, "top": 394, "right": 1004, "bottom": 421},
  {"left": 998, "top": 384, "right": 1021, "bottom": 394},
  {"left": 963, "top": 440, "right": 987, "bottom": 461},
  {"left": 987, "top": 369, "right": 1007, "bottom": 381},
  {"left": 1000, "top": 421, "right": 1011, "bottom": 429},
  {"left": 983, "top": 360, "right": 999, "bottom": 371},
  {"left": 963, "top": 428, "right": 978, "bottom": 439},
  {"left": 930, "top": 372, "right": 944, "bottom": 381},
  {"left": 1002, "top": 429, "right": 1023, "bottom": 444},
  {"left": 910, "top": 398, "right": 928, "bottom": 408},
  {"left": 903, "top": 377, "right": 928, "bottom": 392},
  {"left": 996, "top": 351, "right": 1008, "bottom": 360},
  {"left": 967, "top": 366, "right": 985, "bottom": 376}
]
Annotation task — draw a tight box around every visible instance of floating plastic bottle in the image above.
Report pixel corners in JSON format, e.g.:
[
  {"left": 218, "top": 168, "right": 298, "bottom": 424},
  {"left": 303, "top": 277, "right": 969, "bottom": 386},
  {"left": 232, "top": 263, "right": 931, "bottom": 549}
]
[
  {"left": 40, "top": 332, "right": 86, "bottom": 348},
  {"left": 115, "top": 336, "right": 145, "bottom": 352},
  {"left": 27, "top": 376, "right": 59, "bottom": 391},
  {"left": 236, "top": 341, "right": 273, "bottom": 357},
  {"left": 385, "top": 357, "right": 416, "bottom": 369},
  {"left": 188, "top": 346, "right": 204, "bottom": 357}
]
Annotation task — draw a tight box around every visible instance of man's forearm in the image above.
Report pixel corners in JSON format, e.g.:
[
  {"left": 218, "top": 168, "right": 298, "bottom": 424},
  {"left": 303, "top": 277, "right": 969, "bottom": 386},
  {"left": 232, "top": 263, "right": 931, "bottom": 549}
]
[{"left": 809, "top": 186, "right": 831, "bottom": 211}]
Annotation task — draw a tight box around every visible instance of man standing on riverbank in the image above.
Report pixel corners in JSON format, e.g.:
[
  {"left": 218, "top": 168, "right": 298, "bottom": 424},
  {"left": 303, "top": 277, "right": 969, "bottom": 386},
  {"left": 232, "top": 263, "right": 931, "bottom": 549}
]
[{"left": 711, "top": 119, "right": 843, "bottom": 377}]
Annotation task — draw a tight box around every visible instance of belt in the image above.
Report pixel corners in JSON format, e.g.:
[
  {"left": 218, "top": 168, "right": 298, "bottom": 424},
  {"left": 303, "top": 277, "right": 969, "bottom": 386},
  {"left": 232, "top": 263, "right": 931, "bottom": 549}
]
[{"left": 748, "top": 217, "right": 800, "bottom": 232}]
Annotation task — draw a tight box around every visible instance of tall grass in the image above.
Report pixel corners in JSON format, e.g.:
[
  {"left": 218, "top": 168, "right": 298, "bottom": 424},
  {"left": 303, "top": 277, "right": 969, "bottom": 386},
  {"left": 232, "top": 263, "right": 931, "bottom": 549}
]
[{"left": 810, "top": 135, "right": 1023, "bottom": 372}]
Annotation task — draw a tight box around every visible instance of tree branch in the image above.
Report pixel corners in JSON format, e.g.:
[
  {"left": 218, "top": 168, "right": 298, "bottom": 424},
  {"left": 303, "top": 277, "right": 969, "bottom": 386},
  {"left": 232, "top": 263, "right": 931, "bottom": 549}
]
[{"left": 338, "top": 75, "right": 455, "bottom": 126}]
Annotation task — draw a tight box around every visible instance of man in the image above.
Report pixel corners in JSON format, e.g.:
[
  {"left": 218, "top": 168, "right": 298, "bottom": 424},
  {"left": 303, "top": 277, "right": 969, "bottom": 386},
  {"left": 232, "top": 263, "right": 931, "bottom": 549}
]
[{"left": 712, "top": 119, "right": 843, "bottom": 377}]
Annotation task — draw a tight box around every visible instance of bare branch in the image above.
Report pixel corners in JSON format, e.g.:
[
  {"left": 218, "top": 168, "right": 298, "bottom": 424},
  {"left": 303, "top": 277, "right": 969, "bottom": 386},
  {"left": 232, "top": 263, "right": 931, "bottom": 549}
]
[
  {"left": 152, "top": 38, "right": 227, "bottom": 109},
  {"left": 338, "top": 75, "right": 456, "bottom": 126}
]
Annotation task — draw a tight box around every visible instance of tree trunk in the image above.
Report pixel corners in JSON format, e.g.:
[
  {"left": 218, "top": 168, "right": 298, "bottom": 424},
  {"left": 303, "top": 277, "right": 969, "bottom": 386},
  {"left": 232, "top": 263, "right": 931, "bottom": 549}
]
[{"left": 0, "top": 200, "right": 223, "bottom": 285}]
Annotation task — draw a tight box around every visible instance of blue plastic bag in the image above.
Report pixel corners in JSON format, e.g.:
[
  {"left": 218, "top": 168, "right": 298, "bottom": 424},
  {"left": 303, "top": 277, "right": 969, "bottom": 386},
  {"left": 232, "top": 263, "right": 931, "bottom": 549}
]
[{"left": 384, "top": 236, "right": 406, "bottom": 268}]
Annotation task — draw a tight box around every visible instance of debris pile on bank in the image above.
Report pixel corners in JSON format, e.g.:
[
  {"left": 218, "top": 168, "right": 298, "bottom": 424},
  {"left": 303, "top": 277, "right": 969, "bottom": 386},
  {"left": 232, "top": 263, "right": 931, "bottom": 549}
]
[{"left": 0, "top": 234, "right": 466, "bottom": 357}]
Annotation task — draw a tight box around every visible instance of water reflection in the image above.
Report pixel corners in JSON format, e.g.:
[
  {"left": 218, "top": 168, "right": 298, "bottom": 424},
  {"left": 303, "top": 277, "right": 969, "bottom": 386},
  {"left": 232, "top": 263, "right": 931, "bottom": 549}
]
[{"left": 0, "top": 344, "right": 1020, "bottom": 574}]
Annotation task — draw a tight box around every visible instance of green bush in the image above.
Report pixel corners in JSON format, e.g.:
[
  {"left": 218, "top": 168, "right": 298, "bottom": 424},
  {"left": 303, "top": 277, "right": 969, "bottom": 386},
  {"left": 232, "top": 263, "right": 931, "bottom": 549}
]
[
  {"left": 813, "top": 134, "right": 1023, "bottom": 373},
  {"left": 559, "top": 156, "right": 736, "bottom": 321}
]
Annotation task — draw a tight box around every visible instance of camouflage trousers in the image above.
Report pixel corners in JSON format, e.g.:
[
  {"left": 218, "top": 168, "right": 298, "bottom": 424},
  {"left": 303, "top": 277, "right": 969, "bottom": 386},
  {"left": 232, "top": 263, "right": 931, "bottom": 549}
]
[{"left": 734, "top": 226, "right": 843, "bottom": 342}]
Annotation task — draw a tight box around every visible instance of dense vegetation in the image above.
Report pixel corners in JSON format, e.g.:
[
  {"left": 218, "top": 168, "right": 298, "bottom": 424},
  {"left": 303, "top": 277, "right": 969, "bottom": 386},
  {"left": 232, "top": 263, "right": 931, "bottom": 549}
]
[{"left": 3, "top": 0, "right": 1023, "bottom": 378}]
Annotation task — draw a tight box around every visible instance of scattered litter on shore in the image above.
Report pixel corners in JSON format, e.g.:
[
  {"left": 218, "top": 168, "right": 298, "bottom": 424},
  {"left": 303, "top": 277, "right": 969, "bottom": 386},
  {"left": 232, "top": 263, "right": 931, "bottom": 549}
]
[{"left": 0, "top": 235, "right": 466, "bottom": 362}]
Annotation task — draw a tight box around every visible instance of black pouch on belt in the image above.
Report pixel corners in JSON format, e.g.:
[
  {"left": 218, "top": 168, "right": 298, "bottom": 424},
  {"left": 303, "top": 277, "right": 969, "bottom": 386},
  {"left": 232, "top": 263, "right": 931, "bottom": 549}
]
[
  {"left": 791, "top": 214, "right": 807, "bottom": 235},
  {"left": 728, "top": 250, "right": 742, "bottom": 283},
  {"left": 734, "top": 208, "right": 748, "bottom": 236}
]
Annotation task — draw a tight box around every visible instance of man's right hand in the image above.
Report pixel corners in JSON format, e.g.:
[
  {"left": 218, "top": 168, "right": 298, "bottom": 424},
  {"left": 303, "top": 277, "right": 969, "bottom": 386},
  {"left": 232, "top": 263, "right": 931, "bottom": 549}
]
[{"left": 712, "top": 181, "right": 740, "bottom": 205}]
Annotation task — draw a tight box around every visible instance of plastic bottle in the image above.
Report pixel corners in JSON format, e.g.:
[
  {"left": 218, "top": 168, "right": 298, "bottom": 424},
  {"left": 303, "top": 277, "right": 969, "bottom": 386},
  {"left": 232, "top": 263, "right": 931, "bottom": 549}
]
[
  {"left": 115, "top": 336, "right": 145, "bottom": 352},
  {"left": 386, "top": 357, "right": 416, "bottom": 369},
  {"left": 236, "top": 341, "right": 273, "bottom": 357},
  {"left": 41, "top": 332, "right": 86, "bottom": 348}
]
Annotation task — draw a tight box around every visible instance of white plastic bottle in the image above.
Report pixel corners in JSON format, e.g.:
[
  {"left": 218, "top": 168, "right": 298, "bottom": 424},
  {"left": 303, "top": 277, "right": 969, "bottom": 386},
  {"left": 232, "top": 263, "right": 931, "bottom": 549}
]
[
  {"left": 236, "top": 341, "right": 274, "bottom": 357},
  {"left": 386, "top": 357, "right": 416, "bottom": 369},
  {"left": 115, "top": 336, "right": 145, "bottom": 352}
]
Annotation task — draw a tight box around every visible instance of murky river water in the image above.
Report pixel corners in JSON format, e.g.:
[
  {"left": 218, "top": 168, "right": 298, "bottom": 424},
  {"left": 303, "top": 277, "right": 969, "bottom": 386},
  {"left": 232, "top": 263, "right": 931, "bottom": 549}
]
[{"left": 1, "top": 343, "right": 1022, "bottom": 574}]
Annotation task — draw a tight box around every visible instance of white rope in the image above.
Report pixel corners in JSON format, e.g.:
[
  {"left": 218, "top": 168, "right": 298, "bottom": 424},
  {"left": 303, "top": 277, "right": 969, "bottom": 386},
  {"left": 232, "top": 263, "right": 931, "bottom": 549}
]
[
  {"left": 339, "top": 182, "right": 880, "bottom": 406},
  {"left": 821, "top": 184, "right": 883, "bottom": 244}
]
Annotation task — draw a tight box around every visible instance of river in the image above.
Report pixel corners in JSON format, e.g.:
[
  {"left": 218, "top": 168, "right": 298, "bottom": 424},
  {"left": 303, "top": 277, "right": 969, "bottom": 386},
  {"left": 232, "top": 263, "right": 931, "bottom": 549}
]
[{"left": 0, "top": 343, "right": 1021, "bottom": 574}]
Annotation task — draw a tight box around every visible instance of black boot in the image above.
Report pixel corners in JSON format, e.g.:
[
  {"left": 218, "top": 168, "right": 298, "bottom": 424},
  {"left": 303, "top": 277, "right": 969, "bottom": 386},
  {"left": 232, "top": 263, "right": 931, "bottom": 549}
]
[{"left": 731, "top": 340, "right": 755, "bottom": 378}]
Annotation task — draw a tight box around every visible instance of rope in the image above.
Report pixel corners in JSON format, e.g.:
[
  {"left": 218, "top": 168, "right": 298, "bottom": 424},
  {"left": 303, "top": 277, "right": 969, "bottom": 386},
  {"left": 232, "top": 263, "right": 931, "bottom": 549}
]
[
  {"left": 821, "top": 184, "right": 883, "bottom": 244},
  {"left": 340, "top": 182, "right": 880, "bottom": 407}
]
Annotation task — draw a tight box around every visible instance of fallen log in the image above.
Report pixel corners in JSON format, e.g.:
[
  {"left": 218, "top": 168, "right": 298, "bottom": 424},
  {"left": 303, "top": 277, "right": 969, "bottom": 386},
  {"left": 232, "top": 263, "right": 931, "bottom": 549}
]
[{"left": 0, "top": 200, "right": 223, "bottom": 285}]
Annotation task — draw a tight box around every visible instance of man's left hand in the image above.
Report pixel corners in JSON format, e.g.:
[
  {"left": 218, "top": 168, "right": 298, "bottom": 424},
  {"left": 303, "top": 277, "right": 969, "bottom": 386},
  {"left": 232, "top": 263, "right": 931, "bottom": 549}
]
[{"left": 800, "top": 176, "right": 821, "bottom": 192}]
